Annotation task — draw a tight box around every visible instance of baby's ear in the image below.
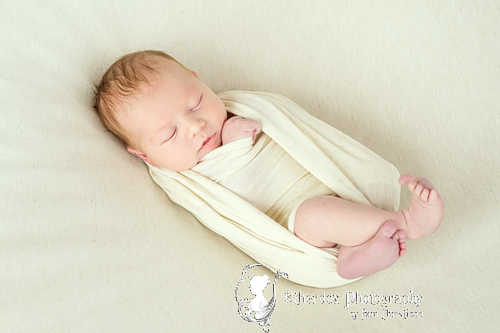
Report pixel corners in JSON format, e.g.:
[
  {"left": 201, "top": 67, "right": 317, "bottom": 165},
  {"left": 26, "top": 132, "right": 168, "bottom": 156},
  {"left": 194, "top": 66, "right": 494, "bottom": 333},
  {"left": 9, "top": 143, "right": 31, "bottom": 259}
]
[{"left": 126, "top": 147, "right": 157, "bottom": 166}]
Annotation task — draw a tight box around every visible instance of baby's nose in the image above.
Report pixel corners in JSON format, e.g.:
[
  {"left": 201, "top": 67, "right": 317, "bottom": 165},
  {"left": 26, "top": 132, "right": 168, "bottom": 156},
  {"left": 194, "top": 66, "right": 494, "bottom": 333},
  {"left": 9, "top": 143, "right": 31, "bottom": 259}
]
[{"left": 187, "top": 117, "right": 205, "bottom": 137}]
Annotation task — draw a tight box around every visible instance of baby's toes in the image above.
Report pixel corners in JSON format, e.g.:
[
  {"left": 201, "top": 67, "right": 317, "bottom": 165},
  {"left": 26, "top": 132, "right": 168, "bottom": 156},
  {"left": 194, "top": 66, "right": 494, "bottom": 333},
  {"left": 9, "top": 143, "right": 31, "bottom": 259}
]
[
  {"left": 395, "top": 230, "right": 406, "bottom": 242},
  {"left": 421, "top": 188, "right": 431, "bottom": 202},
  {"left": 414, "top": 182, "right": 425, "bottom": 196},
  {"left": 429, "top": 189, "right": 438, "bottom": 200},
  {"left": 397, "top": 231, "right": 407, "bottom": 255},
  {"left": 398, "top": 174, "right": 417, "bottom": 185},
  {"left": 399, "top": 241, "right": 407, "bottom": 252},
  {"left": 408, "top": 180, "right": 418, "bottom": 191},
  {"left": 419, "top": 177, "right": 438, "bottom": 192}
]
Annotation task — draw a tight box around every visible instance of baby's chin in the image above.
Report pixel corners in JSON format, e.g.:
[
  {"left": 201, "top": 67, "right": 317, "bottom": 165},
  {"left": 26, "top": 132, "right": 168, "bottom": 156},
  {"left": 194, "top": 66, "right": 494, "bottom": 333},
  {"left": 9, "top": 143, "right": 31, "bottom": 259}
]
[{"left": 200, "top": 136, "right": 223, "bottom": 154}]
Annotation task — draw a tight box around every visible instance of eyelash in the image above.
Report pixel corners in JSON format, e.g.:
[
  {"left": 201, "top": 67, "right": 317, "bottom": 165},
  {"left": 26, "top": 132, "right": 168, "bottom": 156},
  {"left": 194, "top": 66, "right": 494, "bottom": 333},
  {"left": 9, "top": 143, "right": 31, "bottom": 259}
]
[
  {"left": 162, "top": 128, "right": 177, "bottom": 144},
  {"left": 191, "top": 94, "right": 202, "bottom": 111}
]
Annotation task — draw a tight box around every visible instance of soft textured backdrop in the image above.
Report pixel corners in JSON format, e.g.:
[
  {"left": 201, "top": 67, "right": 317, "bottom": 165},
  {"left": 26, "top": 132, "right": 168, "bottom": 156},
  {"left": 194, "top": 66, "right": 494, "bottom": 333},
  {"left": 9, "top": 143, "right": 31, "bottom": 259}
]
[{"left": 1, "top": 0, "right": 499, "bottom": 332}]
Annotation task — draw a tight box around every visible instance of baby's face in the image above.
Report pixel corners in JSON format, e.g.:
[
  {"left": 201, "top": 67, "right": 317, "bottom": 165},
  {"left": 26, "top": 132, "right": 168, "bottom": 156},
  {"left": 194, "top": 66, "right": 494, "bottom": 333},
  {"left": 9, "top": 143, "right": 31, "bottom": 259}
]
[{"left": 121, "top": 59, "right": 227, "bottom": 171}]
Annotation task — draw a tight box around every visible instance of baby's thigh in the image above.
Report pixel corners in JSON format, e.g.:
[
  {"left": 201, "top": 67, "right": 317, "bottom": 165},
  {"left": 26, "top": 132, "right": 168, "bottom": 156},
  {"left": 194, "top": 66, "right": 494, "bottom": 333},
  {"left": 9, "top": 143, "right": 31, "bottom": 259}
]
[{"left": 292, "top": 196, "right": 338, "bottom": 248}]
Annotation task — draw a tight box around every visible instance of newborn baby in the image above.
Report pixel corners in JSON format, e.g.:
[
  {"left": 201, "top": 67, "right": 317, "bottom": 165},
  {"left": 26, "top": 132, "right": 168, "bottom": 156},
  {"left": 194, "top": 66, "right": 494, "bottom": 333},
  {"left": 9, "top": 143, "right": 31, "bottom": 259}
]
[{"left": 95, "top": 50, "right": 444, "bottom": 280}]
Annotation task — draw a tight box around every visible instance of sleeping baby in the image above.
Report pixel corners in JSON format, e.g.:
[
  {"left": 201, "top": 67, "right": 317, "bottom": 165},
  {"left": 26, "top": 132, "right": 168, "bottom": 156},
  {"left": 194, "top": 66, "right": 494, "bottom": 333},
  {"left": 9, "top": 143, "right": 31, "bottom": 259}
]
[{"left": 94, "top": 50, "right": 444, "bottom": 284}]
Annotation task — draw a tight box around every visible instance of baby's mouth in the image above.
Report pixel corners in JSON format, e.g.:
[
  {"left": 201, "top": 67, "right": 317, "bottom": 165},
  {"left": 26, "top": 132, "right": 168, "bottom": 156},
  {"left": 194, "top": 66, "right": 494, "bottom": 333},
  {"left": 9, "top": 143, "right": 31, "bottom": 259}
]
[{"left": 200, "top": 133, "right": 216, "bottom": 151}]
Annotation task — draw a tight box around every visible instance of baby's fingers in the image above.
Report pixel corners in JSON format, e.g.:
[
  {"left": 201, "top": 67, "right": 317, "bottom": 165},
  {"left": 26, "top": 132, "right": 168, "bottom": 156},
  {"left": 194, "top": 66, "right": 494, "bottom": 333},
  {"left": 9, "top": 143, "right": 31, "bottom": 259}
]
[{"left": 248, "top": 120, "right": 261, "bottom": 142}]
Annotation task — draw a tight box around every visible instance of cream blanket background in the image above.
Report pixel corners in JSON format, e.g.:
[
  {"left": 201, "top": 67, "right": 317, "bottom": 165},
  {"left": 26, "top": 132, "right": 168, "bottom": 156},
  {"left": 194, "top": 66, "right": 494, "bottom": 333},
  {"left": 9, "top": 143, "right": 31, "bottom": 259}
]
[{"left": 1, "top": 0, "right": 498, "bottom": 331}]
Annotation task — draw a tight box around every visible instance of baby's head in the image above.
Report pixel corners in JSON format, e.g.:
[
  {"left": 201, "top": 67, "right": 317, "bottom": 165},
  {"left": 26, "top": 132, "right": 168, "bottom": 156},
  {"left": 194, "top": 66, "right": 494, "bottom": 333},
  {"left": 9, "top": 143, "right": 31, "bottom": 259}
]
[{"left": 95, "top": 50, "right": 227, "bottom": 171}]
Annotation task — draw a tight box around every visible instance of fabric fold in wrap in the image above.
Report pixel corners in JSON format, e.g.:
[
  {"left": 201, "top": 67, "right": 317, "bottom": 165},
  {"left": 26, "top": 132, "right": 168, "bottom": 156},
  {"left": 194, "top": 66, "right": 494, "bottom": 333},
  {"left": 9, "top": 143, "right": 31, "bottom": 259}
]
[{"left": 147, "top": 91, "right": 400, "bottom": 288}]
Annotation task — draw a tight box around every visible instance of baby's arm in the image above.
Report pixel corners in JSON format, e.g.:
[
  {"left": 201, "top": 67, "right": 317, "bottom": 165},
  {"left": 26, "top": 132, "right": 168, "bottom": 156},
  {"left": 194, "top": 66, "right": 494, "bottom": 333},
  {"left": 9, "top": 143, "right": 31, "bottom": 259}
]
[{"left": 221, "top": 116, "right": 261, "bottom": 145}]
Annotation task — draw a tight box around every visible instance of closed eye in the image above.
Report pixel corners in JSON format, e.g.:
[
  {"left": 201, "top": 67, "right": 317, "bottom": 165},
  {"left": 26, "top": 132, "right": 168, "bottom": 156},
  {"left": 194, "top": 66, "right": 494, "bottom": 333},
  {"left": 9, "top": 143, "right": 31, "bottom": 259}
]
[
  {"left": 161, "top": 128, "right": 177, "bottom": 144},
  {"left": 191, "top": 94, "right": 203, "bottom": 111}
]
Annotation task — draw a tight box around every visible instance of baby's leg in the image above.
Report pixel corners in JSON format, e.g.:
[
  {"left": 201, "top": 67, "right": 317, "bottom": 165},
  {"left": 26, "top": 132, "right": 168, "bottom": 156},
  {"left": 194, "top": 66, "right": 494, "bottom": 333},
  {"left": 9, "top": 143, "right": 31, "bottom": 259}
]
[
  {"left": 293, "top": 174, "right": 443, "bottom": 278},
  {"left": 294, "top": 197, "right": 407, "bottom": 279},
  {"left": 294, "top": 174, "right": 444, "bottom": 247},
  {"left": 294, "top": 196, "right": 401, "bottom": 247}
]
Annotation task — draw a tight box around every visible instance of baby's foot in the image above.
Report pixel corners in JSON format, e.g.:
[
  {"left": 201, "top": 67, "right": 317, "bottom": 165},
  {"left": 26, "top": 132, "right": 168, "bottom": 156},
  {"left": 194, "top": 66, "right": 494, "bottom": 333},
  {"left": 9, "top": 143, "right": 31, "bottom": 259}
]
[
  {"left": 336, "top": 221, "right": 406, "bottom": 279},
  {"left": 398, "top": 174, "right": 444, "bottom": 239}
]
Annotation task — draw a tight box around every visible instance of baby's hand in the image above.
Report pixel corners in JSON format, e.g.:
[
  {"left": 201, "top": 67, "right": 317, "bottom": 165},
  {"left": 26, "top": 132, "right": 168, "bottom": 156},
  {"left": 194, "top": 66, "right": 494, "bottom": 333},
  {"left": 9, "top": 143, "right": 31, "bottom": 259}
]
[{"left": 221, "top": 116, "right": 261, "bottom": 145}]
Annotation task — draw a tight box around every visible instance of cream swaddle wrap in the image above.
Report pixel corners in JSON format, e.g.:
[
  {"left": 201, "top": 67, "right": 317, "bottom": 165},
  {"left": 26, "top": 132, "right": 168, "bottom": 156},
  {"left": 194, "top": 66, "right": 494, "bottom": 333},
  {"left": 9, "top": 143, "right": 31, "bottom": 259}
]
[
  {"left": 147, "top": 91, "right": 400, "bottom": 288},
  {"left": 191, "top": 133, "right": 334, "bottom": 230}
]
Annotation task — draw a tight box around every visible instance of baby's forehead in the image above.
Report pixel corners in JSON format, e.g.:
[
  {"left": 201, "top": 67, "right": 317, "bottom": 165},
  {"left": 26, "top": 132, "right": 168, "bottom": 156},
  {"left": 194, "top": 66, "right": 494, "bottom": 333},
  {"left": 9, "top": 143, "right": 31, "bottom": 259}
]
[
  {"left": 137, "top": 60, "right": 180, "bottom": 89},
  {"left": 117, "top": 57, "right": 193, "bottom": 112}
]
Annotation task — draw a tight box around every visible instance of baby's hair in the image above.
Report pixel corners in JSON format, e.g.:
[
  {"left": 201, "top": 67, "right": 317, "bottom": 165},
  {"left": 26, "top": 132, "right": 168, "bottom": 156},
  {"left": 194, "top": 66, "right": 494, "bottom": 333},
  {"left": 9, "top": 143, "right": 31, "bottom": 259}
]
[{"left": 94, "top": 50, "right": 190, "bottom": 147}]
